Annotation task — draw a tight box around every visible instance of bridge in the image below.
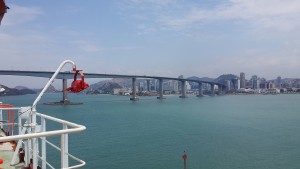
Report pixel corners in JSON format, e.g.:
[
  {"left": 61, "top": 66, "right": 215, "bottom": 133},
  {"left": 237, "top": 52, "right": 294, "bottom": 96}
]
[{"left": 0, "top": 70, "right": 226, "bottom": 104}]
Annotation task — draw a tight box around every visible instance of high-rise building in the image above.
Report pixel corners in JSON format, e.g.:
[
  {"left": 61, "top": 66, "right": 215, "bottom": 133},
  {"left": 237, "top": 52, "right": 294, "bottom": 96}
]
[
  {"left": 226, "top": 80, "right": 231, "bottom": 91},
  {"left": 259, "top": 78, "right": 267, "bottom": 89},
  {"left": 178, "top": 75, "right": 184, "bottom": 92},
  {"left": 151, "top": 79, "right": 157, "bottom": 91},
  {"left": 186, "top": 82, "right": 191, "bottom": 90},
  {"left": 251, "top": 75, "right": 259, "bottom": 89},
  {"left": 240, "top": 72, "right": 246, "bottom": 88},
  {"left": 138, "top": 82, "right": 145, "bottom": 91},
  {"left": 173, "top": 80, "right": 179, "bottom": 93},
  {"left": 231, "top": 78, "right": 239, "bottom": 90},
  {"left": 276, "top": 76, "right": 282, "bottom": 88},
  {"left": 162, "top": 80, "right": 179, "bottom": 93}
]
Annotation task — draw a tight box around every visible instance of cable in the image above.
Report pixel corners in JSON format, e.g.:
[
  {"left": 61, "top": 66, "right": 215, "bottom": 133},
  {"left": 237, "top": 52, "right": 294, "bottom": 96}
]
[{"left": 12, "top": 107, "right": 31, "bottom": 124}]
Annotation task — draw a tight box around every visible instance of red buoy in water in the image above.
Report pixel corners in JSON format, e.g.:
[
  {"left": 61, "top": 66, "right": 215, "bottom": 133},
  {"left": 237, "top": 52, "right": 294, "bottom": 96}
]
[
  {"left": 182, "top": 150, "right": 187, "bottom": 169},
  {"left": 66, "top": 70, "right": 89, "bottom": 93}
]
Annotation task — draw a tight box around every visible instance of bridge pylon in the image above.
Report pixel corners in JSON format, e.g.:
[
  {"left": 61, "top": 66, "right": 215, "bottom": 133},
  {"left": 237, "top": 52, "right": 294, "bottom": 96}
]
[
  {"left": 44, "top": 79, "right": 83, "bottom": 105},
  {"left": 179, "top": 80, "right": 187, "bottom": 98},
  {"left": 157, "top": 79, "right": 165, "bottom": 99},
  {"left": 130, "top": 78, "right": 139, "bottom": 101},
  {"left": 196, "top": 82, "right": 203, "bottom": 97}
]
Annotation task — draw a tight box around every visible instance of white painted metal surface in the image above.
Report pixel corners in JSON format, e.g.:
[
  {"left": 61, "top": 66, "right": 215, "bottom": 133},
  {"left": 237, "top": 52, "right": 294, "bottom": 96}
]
[
  {"left": 0, "top": 60, "right": 86, "bottom": 169},
  {"left": 0, "top": 107, "right": 86, "bottom": 168}
]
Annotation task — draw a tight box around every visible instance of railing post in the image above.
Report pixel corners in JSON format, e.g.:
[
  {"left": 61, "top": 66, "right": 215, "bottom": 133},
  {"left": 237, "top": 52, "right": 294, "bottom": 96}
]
[
  {"left": 27, "top": 114, "right": 32, "bottom": 165},
  {"left": 24, "top": 139, "right": 29, "bottom": 166},
  {"left": 18, "top": 115, "right": 22, "bottom": 135},
  {"left": 0, "top": 110, "right": 86, "bottom": 169},
  {"left": 32, "top": 109, "right": 38, "bottom": 169},
  {"left": 61, "top": 124, "right": 69, "bottom": 168},
  {"left": 32, "top": 138, "right": 38, "bottom": 169},
  {"left": 0, "top": 102, "right": 2, "bottom": 129},
  {"left": 41, "top": 117, "right": 46, "bottom": 169}
]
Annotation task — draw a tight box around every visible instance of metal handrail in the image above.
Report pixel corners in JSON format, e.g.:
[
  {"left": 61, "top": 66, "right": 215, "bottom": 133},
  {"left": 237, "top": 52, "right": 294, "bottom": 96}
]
[
  {"left": 0, "top": 108, "right": 86, "bottom": 169},
  {"left": 1, "top": 60, "right": 86, "bottom": 169},
  {"left": 0, "top": 112, "right": 86, "bottom": 142},
  {"left": 43, "top": 138, "right": 86, "bottom": 169}
]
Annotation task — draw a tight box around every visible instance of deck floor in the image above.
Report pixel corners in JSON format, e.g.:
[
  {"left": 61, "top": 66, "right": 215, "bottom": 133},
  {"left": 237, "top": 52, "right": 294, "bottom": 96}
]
[
  {"left": 0, "top": 150, "right": 24, "bottom": 169},
  {"left": 0, "top": 129, "right": 24, "bottom": 169}
]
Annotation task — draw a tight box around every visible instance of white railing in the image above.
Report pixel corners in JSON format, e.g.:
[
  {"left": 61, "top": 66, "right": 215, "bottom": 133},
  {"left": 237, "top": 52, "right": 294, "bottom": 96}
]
[
  {"left": 0, "top": 107, "right": 86, "bottom": 169},
  {"left": 0, "top": 60, "right": 86, "bottom": 169}
]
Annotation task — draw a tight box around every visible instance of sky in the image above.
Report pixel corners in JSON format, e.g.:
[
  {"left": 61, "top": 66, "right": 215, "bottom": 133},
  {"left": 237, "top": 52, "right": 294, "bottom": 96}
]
[{"left": 1, "top": 0, "right": 300, "bottom": 88}]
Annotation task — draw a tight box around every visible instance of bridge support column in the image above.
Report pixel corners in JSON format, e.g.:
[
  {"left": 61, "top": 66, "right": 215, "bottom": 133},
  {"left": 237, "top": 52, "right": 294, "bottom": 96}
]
[
  {"left": 44, "top": 79, "right": 82, "bottom": 105},
  {"left": 130, "top": 78, "right": 139, "bottom": 101},
  {"left": 197, "top": 82, "right": 203, "bottom": 97},
  {"left": 157, "top": 79, "right": 165, "bottom": 99},
  {"left": 179, "top": 81, "right": 187, "bottom": 98},
  {"left": 147, "top": 80, "right": 150, "bottom": 92},
  {"left": 210, "top": 84, "right": 215, "bottom": 96},
  {"left": 62, "top": 79, "right": 70, "bottom": 104}
]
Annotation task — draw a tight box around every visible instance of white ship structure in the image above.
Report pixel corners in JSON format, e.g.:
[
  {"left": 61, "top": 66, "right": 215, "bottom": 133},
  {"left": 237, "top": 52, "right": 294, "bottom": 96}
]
[{"left": 0, "top": 60, "right": 88, "bottom": 169}]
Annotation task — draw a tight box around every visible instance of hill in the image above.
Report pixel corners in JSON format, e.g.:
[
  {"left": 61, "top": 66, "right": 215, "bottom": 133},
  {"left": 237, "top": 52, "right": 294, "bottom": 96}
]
[
  {"left": 214, "top": 74, "right": 239, "bottom": 84},
  {"left": 0, "top": 84, "right": 36, "bottom": 96},
  {"left": 32, "top": 85, "right": 60, "bottom": 93},
  {"left": 87, "top": 81, "right": 122, "bottom": 94},
  {"left": 187, "top": 76, "right": 214, "bottom": 82}
]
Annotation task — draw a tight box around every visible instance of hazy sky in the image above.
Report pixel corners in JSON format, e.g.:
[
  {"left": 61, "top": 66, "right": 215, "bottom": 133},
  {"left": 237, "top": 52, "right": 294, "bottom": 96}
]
[{"left": 1, "top": 0, "right": 300, "bottom": 88}]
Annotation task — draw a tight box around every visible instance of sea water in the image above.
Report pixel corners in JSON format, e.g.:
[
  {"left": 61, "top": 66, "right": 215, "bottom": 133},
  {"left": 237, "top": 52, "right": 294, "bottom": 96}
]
[{"left": 1, "top": 94, "right": 300, "bottom": 169}]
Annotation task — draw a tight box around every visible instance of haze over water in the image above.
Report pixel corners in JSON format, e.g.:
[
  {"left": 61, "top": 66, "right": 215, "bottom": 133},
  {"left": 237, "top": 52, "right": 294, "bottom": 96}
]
[{"left": 1, "top": 93, "right": 300, "bottom": 169}]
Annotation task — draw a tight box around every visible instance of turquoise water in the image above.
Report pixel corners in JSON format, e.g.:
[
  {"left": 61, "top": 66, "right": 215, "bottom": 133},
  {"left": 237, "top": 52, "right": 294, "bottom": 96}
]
[{"left": 1, "top": 94, "right": 300, "bottom": 169}]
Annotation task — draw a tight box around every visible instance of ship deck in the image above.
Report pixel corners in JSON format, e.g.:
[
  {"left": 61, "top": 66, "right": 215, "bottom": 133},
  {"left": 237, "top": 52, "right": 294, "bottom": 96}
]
[{"left": 0, "top": 129, "right": 24, "bottom": 169}]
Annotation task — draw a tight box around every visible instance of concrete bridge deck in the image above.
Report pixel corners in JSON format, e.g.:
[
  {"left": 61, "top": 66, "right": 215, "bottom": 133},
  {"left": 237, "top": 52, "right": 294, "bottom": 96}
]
[{"left": 0, "top": 70, "right": 226, "bottom": 103}]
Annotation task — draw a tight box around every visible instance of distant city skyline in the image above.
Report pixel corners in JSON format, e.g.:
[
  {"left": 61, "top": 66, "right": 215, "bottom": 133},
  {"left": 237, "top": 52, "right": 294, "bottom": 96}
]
[
  {"left": 1, "top": 1, "right": 300, "bottom": 88},
  {"left": 0, "top": 70, "right": 298, "bottom": 90}
]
